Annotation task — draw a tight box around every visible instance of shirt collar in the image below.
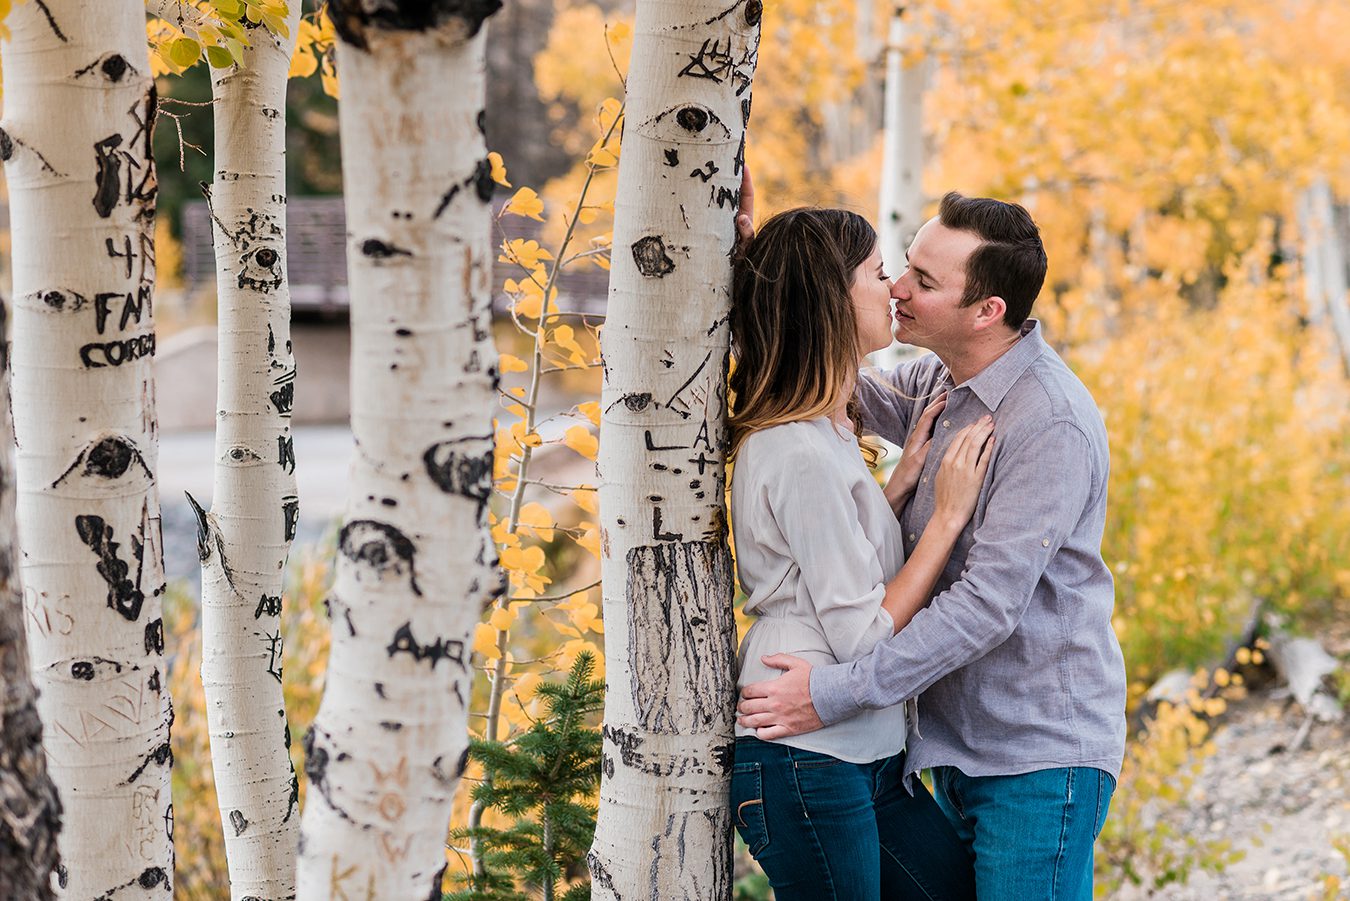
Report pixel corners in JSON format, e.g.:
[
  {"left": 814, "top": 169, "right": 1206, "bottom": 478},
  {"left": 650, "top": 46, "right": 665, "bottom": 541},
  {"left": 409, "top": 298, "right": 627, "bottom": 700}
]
[{"left": 946, "top": 320, "right": 1048, "bottom": 412}]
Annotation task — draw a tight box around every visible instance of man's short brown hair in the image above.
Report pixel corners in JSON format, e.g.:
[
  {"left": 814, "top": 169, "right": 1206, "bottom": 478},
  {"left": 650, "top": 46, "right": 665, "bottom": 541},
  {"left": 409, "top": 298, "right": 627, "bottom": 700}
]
[{"left": 938, "top": 192, "right": 1048, "bottom": 329}]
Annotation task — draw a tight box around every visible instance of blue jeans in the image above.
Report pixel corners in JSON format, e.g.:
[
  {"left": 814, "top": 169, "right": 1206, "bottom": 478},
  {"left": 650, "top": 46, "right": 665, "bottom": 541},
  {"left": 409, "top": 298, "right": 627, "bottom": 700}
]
[
  {"left": 931, "top": 766, "right": 1116, "bottom": 901},
  {"left": 730, "top": 737, "right": 976, "bottom": 901}
]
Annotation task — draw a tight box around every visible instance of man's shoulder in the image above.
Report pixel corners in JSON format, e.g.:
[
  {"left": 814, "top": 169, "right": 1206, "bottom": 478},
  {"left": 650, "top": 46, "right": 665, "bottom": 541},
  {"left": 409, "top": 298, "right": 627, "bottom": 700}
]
[{"left": 1009, "top": 350, "right": 1103, "bottom": 435}]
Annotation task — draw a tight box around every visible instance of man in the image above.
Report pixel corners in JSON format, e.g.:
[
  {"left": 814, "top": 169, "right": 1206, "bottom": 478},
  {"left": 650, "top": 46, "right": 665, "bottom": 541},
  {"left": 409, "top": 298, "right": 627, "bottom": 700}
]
[{"left": 734, "top": 187, "right": 1127, "bottom": 900}]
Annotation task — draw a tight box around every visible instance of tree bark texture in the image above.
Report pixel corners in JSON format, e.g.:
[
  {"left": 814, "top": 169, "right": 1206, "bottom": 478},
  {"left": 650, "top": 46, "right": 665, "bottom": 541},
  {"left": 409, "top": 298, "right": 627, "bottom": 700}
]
[
  {"left": 588, "top": 1, "right": 759, "bottom": 897},
  {"left": 1297, "top": 178, "right": 1350, "bottom": 377},
  {"left": 295, "top": 2, "right": 503, "bottom": 898},
  {"left": 0, "top": 298, "right": 63, "bottom": 901},
  {"left": 1, "top": 1, "right": 174, "bottom": 896},
  {"left": 191, "top": 6, "right": 304, "bottom": 898}
]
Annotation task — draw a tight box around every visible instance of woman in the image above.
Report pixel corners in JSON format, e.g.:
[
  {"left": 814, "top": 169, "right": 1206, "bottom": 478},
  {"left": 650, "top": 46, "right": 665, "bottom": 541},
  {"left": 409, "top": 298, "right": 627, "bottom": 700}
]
[{"left": 728, "top": 208, "right": 989, "bottom": 900}]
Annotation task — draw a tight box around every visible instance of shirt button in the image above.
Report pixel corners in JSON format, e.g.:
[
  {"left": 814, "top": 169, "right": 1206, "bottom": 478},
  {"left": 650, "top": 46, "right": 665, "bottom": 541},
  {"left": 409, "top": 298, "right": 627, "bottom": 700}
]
[
  {"left": 921, "top": 476, "right": 929, "bottom": 483},
  {"left": 942, "top": 420, "right": 951, "bottom": 428},
  {"left": 909, "top": 533, "right": 916, "bottom": 542},
  {"left": 1042, "top": 538, "right": 1050, "bottom": 547}
]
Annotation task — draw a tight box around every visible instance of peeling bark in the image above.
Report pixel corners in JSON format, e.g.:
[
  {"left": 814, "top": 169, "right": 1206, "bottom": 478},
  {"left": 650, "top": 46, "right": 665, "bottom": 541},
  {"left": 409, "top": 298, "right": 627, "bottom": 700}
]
[
  {"left": 0, "top": 297, "right": 63, "bottom": 900},
  {"left": 294, "top": 2, "right": 502, "bottom": 897},
  {"left": 1, "top": 2, "right": 173, "bottom": 896},
  {"left": 589, "top": 0, "right": 759, "bottom": 896},
  {"left": 197, "top": 7, "right": 305, "bottom": 897}
]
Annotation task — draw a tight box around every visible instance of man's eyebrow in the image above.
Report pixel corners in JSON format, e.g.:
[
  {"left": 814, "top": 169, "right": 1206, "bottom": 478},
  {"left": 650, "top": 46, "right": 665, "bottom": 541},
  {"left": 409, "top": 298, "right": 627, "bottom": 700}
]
[{"left": 904, "top": 251, "right": 940, "bottom": 286}]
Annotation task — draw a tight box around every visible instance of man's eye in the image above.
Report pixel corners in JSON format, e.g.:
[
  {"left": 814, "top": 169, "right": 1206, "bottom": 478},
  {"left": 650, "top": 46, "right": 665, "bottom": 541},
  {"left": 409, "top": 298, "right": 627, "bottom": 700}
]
[{"left": 918, "top": 281, "right": 932, "bottom": 290}]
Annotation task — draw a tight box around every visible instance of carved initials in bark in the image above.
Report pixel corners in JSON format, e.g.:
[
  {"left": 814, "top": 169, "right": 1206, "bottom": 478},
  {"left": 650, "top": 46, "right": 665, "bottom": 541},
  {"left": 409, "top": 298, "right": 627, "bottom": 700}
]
[{"left": 625, "top": 540, "right": 736, "bottom": 733}]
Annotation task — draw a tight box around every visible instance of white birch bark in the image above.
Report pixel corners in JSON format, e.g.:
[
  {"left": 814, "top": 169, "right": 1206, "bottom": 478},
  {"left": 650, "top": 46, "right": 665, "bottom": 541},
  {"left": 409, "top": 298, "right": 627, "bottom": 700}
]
[
  {"left": 1296, "top": 178, "right": 1350, "bottom": 376},
  {"left": 875, "top": 5, "right": 929, "bottom": 369},
  {"left": 588, "top": 1, "right": 759, "bottom": 896},
  {"left": 0, "top": 297, "right": 64, "bottom": 899},
  {"left": 1, "top": 1, "right": 174, "bottom": 896},
  {"left": 181, "top": 5, "right": 304, "bottom": 898},
  {"left": 295, "top": 2, "right": 502, "bottom": 898}
]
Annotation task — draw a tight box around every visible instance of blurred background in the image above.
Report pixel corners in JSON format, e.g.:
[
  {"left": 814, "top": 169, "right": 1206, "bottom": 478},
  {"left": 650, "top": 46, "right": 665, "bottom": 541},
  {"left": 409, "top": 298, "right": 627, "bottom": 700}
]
[{"left": 20, "top": 0, "right": 1343, "bottom": 897}]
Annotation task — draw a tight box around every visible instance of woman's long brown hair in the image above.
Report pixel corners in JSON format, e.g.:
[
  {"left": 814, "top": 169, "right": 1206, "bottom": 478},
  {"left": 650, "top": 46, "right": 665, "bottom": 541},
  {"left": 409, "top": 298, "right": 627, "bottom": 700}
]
[{"left": 729, "top": 207, "right": 879, "bottom": 460}]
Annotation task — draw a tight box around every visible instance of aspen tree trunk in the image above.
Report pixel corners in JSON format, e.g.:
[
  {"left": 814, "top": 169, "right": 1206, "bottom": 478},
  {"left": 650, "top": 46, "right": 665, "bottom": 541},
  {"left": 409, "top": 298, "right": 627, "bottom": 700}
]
[
  {"left": 295, "top": 2, "right": 502, "bottom": 898},
  {"left": 184, "top": 4, "right": 304, "bottom": 897},
  {"left": 1, "top": 1, "right": 174, "bottom": 896},
  {"left": 877, "top": 5, "right": 927, "bottom": 274},
  {"left": 1297, "top": 179, "right": 1350, "bottom": 376},
  {"left": 875, "top": 5, "right": 929, "bottom": 369},
  {"left": 0, "top": 297, "right": 64, "bottom": 900},
  {"left": 588, "top": 1, "right": 759, "bottom": 896}
]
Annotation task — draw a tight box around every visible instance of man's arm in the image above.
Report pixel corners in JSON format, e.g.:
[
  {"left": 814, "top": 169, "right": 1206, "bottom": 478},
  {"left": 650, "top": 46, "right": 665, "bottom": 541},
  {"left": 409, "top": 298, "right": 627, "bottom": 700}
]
[
  {"left": 810, "top": 419, "right": 1096, "bottom": 724},
  {"left": 739, "top": 419, "right": 1097, "bottom": 737}
]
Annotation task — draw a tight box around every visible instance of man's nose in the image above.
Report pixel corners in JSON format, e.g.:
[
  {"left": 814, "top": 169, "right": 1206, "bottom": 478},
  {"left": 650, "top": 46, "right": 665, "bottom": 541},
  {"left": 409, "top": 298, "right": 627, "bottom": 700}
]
[{"left": 890, "top": 277, "right": 909, "bottom": 300}]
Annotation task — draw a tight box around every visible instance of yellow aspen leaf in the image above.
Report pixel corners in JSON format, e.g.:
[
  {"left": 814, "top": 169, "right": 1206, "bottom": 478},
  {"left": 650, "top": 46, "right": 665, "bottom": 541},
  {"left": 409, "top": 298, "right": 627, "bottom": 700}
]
[
  {"left": 550, "top": 325, "right": 587, "bottom": 360},
  {"left": 597, "top": 97, "right": 623, "bottom": 134},
  {"left": 569, "top": 602, "right": 601, "bottom": 633},
  {"left": 499, "top": 353, "right": 529, "bottom": 373},
  {"left": 578, "top": 207, "right": 600, "bottom": 224},
  {"left": 570, "top": 488, "right": 599, "bottom": 515},
  {"left": 320, "top": 66, "right": 339, "bottom": 99},
  {"left": 488, "top": 151, "right": 512, "bottom": 187},
  {"left": 504, "top": 403, "right": 526, "bottom": 419},
  {"left": 504, "top": 187, "right": 545, "bottom": 221},
  {"left": 607, "top": 21, "right": 631, "bottom": 43},
  {"left": 517, "top": 502, "right": 555, "bottom": 541},
  {"left": 488, "top": 606, "right": 515, "bottom": 631},
  {"left": 168, "top": 37, "right": 201, "bottom": 68},
  {"left": 289, "top": 45, "right": 318, "bottom": 78},
  {"left": 588, "top": 148, "right": 618, "bottom": 168},
  {"left": 594, "top": 255, "right": 611, "bottom": 271},
  {"left": 578, "top": 402, "right": 601, "bottom": 426},
  {"left": 522, "top": 432, "right": 543, "bottom": 448},
  {"left": 499, "top": 238, "right": 552, "bottom": 270},
  {"left": 577, "top": 523, "right": 601, "bottom": 559},
  {"left": 512, "top": 672, "right": 543, "bottom": 704},
  {"left": 551, "top": 620, "right": 583, "bottom": 639},
  {"left": 563, "top": 425, "right": 599, "bottom": 460},
  {"left": 205, "top": 44, "right": 235, "bottom": 69},
  {"left": 473, "top": 623, "right": 501, "bottom": 660},
  {"left": 507, "top": 386, "right": 526, "bottom": 398}
]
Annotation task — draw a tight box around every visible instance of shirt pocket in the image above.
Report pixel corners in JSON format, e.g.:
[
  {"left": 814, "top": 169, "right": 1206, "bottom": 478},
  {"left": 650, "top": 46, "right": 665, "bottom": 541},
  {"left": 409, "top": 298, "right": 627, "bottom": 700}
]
[{"left": 730, "top": 761, "right": 770, "bottom": 857}]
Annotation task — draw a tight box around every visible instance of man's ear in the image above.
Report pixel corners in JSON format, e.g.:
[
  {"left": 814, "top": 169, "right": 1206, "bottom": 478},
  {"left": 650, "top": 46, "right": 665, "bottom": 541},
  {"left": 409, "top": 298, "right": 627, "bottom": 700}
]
[{"left": 971, "top": 295, "right": 1008, "bottom": 331}]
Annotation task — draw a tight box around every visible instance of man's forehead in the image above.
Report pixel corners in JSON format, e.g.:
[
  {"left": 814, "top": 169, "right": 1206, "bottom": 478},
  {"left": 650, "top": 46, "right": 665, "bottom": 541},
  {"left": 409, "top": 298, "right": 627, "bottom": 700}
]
[{"left": 909, "top": 218, "right": 981, "bottom": 272}]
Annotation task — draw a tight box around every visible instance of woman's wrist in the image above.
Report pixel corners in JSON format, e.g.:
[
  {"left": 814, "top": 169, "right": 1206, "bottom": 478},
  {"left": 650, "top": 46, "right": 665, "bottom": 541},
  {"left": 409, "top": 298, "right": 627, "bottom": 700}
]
[{"left": 928, "top": 508, "right": 969, "bottom": 538}]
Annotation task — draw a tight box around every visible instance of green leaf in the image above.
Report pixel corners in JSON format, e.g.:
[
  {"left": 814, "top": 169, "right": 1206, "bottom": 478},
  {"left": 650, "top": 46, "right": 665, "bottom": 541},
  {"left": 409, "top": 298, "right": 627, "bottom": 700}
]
[
  {"left": 167, "top": 37, "right": 201, "bottom": 68},
  {"left": 214, "top": 0, "right": 242, "bottom": 18},
  {"left": 205, "top": 45, "right": 234, "bottom": 68}
]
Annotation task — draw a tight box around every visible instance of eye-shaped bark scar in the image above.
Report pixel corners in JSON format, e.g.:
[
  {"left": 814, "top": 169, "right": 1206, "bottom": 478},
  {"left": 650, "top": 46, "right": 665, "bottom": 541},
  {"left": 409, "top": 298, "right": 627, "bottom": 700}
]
[
  {"left": 52, "top": 433, "right": 154, "bottom": 488},
  {"left": 237, "top": 245, "right": 284, "bottom": 292},
  {"left": 422, "top": 437, "right": 493, "bottom": 512},
  {"left": 338, "top": 519, "right": 422, "bottom": 596},
  {"left": 636, "top": 104, "right": 734, "bottom": 146},
  {"left": 73, "top": 52, "right": 139, "bottom": 84}
]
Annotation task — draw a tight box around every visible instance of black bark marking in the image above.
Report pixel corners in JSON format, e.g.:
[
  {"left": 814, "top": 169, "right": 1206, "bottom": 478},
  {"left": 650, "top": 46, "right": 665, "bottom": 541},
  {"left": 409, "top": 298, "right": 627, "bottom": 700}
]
[
  {"left": 625, "top": 540, "right": 736, "bottom": 734},
  {"left": 278, "top": 434, "right": 296, "bottom": 473},
  {"left": 385, "top": 622, "right": 464, "bottom": 668},
  {"left": 711, "top": 185, "right": 740, "bottom": 209},
  {"left": 746, "top": 0, "right": 762, "bottom": 26},
  {"left": 679, "top": 38, "right": 734, "bottom": 83},
  {"left": 690, "top": 160, "right": 720, "bottom": 182},
  {"left": 428, "top": 864, "right": 449, "bottom": 901},
  {"left": 51, "top": 433, "right": 154, "bottom": 487},
  {"left": 102, "top": 54, "right": 129, "bottom": 82},
  {"left": 338, "top": 520, "right": 421, "bottom": 595},
  {"left": 454, "top": 746, "right": 470, "bottom": 778},
  {"left": 33, "top": 0, "right": 68, "bottom": 41},
  {"left": 472, "top": 156, "right": 494, "bottom": 203},
  {"left": 434, "top": 184, "right": 462, "bottom": 219},
  {"left": 254, "top": 594, "right": 282, "bottom": 619},
  {"left": 652, "top": 506, "right": 681, "bottom": 541},
  {"left": 75, "top": 515, "right": 145, "bottom": 622},
  {"left": 676, "top": 106, "right": 710, "bottom": 132},
  {"left": 667, "top": 349, "right": 712, "bottom": 417},
  {"left": 229, "top": 809, "right": 248, "bottom": 836},
  {"left": 79, "top": 332, "right": 156, "bottom": 368},
  {"left": 125, "top": 741, "right": 172, "bottom": 785},
  {"left": 0, "top": 128, "right": 13, "bottom": 161},
  {"left": 71, "top": 661, "right": 95, "bottom": 681},
  {"left": 270, "top": 370, "right": 295, "bottom": 416},
  {"left": 238, "top": 246, "right": 283, "bottom": 292},
  {"left": 648, "top": 809, "right": 733, "bottom": 898},
  {"left": 185, "top": 491, "right": 211, "bottom": 563},
  {"left": 283, "top": 495, "right": 299, "bottom": 542},
  {"left": 148, "top": 668, "right": 161, "bottom": 692},
  {"left": 379, "top": 721, "right": 403, "bottom": 731},
  {"left": 631, "top": 236, "right": 676, "bottom": 277},
  {"left": 620, "top": 392, "right": 654, "bottom": 413},
  {"left": 92, "top": 134, "right": 123, "bottom": 217},
  {"left": 329, "top": 0, "right": 502, "bottom": 49},
  {"left": 144, "top": 618, "right": 164, "bottom": 655},
  {"left": 264, "top": 630, "right": 283, "bottom": 683},
  {"left": 90, "top": 288, "right": 147, "bottom": 335},
  {"left": 359, "top": 238, "right": 412, "bottom": 259},
  {"left": 423, "top": 438, "right": 493, "bottom": 517},
  {"left": 138, "top": 867, "right": 168, "bottom": 890},
  {"left": 645, "top": 430, "right": 688, "bottom": 452},
  {"left": 664, "top": 147, "right": 680, "bottom": 167}
]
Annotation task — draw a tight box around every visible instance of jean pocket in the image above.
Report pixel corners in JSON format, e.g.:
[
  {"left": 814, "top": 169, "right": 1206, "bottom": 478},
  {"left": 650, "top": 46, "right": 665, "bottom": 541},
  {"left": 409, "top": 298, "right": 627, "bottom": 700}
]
[
  {"left": 731, "top": 762, "right": 770, "bottom": 857},
  {"left": 791, "top": 749, "right": 844, "bottom": 770}
]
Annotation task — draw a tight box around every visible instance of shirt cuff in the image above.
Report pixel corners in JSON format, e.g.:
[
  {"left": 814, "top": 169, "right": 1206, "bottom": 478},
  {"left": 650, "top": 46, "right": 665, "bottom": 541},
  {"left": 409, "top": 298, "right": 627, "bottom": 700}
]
[{"left": 809, "top": 660, "right": 864, "bottom": 726}]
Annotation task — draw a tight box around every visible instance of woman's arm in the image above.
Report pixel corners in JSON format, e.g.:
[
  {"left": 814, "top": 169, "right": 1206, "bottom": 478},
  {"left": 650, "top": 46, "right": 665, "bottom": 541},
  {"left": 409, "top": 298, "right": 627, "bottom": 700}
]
[
  {"left": 882, "top": 392, "right": 946, "bottom": 513},
  {"left": 880, "top": 417, "right": 994, "bottom": 632}
]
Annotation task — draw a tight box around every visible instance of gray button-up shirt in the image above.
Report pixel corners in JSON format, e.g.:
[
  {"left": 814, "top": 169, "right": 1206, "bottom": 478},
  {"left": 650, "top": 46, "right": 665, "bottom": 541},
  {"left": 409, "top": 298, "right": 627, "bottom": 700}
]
[{"left": 809, "top": 321, "right": 1127, "bottom": 780}]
